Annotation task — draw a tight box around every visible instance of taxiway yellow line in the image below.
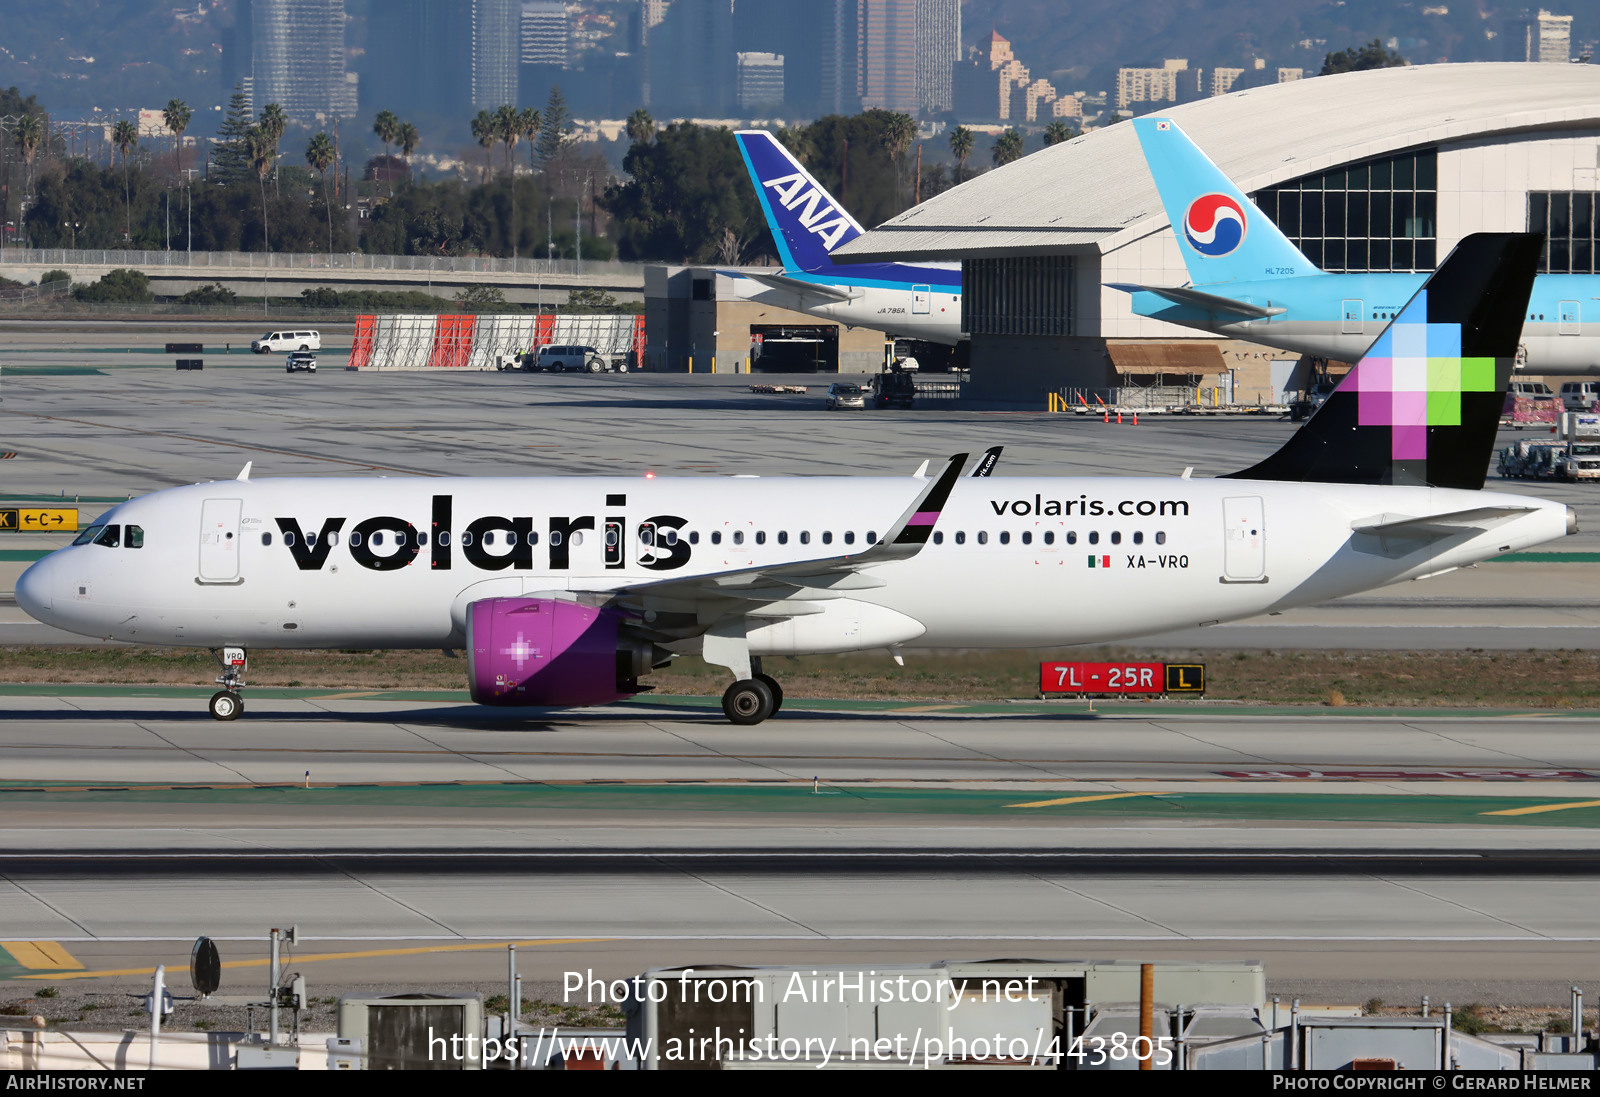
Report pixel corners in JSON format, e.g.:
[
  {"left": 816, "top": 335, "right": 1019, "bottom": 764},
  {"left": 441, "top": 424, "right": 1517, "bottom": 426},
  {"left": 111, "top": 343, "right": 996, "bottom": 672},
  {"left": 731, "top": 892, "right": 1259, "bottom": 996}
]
[
  {"left": 1481, "top": 799, "right": 1600, "bottom": 817},
  {"left": 2, "top": 941, "right": 85, "bottom": 970},
  {"left": 1008, "top": 792, "right": 1159, "bottom": 809},
  {"left": 15, "top": 938, "right": 608, "bottom": 981}
]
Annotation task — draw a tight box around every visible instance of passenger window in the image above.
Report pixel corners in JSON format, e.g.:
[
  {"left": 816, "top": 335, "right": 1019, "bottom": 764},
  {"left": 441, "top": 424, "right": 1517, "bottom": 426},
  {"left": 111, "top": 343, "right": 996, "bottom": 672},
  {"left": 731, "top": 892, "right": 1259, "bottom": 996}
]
[
  {"left": 606, "top": 528, "right": 619, "bottom": 547},
  {"left": 548, "top": 531, "right": 561, "bottom": 547},
  {"left": 1021, "top": 531, "right": 1032, "bottom": 545},
  {"left": 711, "top": 531, "right": 722, "bottom": 545},
  {"left": 261, "top": 532, "right": 273, "bottom": 546},
  {"left": 822, "top": 531, "right": 833, "bottom": 545},
  {"left": 284, "top": 530, "right": 298, "bottom": 547},
  {"left": 350, "top": 531, "right": 363, "bottom": 547},
  {"left": 306, "top": 531, "right": 318, "bottom": 546},
  {"left": 1132, "top": 531, "right": 1143, "bottom": 545},
  {"left": 418, "top": 531, "right": 429, "bottom": 547},
  {"left": 844, "top": 531, "right": 855, "bottom": 545},
  {"left": 456, "top": 531, "right": 469, "bottom": 546},
  {"left": 800, "top": 531, "right": 810, "bottom": 545},
  {"left": 371, "top": 531, "right": 384, "bottom": 547},
  {"left": 689, "top": 531, "right": 700, "bottom": 544},
  {"left": 1065, "top": 531, "right": 1076, "bottom": 545},
  {"left": 755, "top": 531, "right": 766, "bottom": 545},
  {"left": 976, "top": 531, "right": 988, "bottom": 545},
  {"left": 999, "top": 531, "right": 1010, "bottom": 545},
  {"left": 125, "top": 525, "right": 144, "bottom": 549},
  {"left": 866, "top": 530, "right": 876, "bottom": 543},
  {"left": 529, "top": 530, "right": 539, "bottom": 545},
  {"left": 437, "top": 531, "right": 449, "bottom": 546},
  {"left": 1156, "top": 531, "right": 1167, "bottom": 545},
  {"left": 663, "top": 529, "right": 678, "bottom": 546},
  {"left": 483, "top": 531, "right": 496, "bottom": 546},
  {"left": 327, "top": 531, "right": 339, "bottom": 546},
  {"left": 569, "top": 530, "right": 583, "bottom": 547},
  {"left": 1043, "top": 531, "right": 1055, "bottom": 545},
  {"left": 777, "top": 531, "right": 788, "bottom": 545},
  {"left": 1110, "top": 531, "right": 1121, "bottom": 545},
  {"left": 732, "top": 530, "right": 744, "bottom": 545},
  {"left": 954, "top": 531, "right": 966, "bottom": 545},
  {"left": 1088, "top": 531, "right": 1099, "bottom": 545},
  {"left": 933, "top": 531, "right": 944, "bottom": 545}
]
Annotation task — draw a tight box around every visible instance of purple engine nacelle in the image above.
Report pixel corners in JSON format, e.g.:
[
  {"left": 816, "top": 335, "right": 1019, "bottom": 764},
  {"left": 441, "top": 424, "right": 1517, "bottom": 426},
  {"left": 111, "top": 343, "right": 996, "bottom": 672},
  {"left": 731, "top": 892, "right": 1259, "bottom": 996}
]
[{"left": 466, "top": 597, "right": 641, "bottom": 707}]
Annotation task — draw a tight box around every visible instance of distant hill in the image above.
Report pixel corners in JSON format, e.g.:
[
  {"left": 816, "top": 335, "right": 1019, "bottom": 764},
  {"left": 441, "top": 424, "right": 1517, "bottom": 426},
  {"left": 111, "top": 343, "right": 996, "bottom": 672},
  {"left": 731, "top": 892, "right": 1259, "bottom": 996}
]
[{"left": 959, "top": 0, "right": 1587, "bottom": 95}]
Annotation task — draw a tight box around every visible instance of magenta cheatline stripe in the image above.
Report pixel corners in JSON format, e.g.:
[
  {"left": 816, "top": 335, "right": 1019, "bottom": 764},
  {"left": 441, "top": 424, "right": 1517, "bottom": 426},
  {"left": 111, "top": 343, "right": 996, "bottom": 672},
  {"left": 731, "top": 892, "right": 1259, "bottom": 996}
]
[{"left": 907, "top": 511, "right": 940, "bottom": 526}]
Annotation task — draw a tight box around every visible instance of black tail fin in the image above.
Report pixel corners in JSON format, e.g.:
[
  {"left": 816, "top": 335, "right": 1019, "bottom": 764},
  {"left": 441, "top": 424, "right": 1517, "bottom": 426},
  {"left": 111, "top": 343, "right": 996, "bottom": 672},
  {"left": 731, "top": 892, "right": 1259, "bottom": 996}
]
[{"left": 1225, "top": 232, "right": 1542, "bottom": 490}]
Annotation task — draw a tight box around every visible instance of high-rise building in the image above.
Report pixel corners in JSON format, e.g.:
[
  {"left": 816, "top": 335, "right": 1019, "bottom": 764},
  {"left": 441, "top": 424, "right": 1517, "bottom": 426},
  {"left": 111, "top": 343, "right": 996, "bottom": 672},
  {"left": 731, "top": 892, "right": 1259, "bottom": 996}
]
[
  {"left": 521, "top": 1, "right": 569, "bottom": 67},
  {"left": 252, "top": 0, "right": 357, "bottom": 119},
  {"left": 1277, "top": 67, "right": 1304, "bottom": 82},
  {"left": 820, "top": 0, "right": 861, "bottom": 115},
  {"left": 647, "top": 0, "right": 735, "bottom": 117},
  {"left": 1528, "top": 10, "right": 1573, "bottom": 63},
  {"left": 1116, "top": 59, "right": 1190, "bottom": 110},
  {"left": 736, "top": 52, "right": 785, "bottom": 113},
  {"left": 858, "top": 0, "right": 917, "bottom": 113},
  {"left": 364, "top": 0, "right": 473, "bottom": 124},
  {"left": 915, "top": 0, "right": 959, "bottom": 114},
  {"left": 473, "top": 0, "right": 520, "bottom": 110}
]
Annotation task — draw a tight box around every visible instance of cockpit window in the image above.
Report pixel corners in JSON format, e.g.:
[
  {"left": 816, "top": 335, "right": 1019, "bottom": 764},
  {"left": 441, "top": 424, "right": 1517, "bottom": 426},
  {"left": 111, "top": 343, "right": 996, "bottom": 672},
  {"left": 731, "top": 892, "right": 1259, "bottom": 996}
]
[
  {"left": 93, "top": 525, "right": 121, "bottom": 548},
  {"left": 125, "top": 525, "right": 144, "bottom": 549},
  {"left": 74, "top": 525, "right": 105, "bottom": 546}
]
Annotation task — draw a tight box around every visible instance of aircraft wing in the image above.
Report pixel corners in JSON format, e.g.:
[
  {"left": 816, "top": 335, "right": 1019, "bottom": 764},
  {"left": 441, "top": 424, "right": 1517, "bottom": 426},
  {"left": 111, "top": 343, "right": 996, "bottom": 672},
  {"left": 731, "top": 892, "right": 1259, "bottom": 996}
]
[
  {"left": 1350, "top": 506, "right": 1537, "bottom": 557},
  {"left": 728, "top": 270, "right": 863, "bottom": 303},
  {"left": 601, "top": 453, "right": 968, "bottom": 637},
  {"left": 1106, "top": 283, "right": 1286, "bottom": 320}
]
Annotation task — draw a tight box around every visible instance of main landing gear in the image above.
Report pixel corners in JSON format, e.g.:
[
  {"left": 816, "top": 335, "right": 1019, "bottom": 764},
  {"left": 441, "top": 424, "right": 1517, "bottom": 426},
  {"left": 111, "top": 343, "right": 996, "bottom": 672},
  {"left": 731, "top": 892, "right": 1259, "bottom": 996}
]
[
  {"left": 720, "top": 660, "right": 785, "bottom": 726},
  {"left": 209, "top": 646, "right": 247, "bottom": 721}
]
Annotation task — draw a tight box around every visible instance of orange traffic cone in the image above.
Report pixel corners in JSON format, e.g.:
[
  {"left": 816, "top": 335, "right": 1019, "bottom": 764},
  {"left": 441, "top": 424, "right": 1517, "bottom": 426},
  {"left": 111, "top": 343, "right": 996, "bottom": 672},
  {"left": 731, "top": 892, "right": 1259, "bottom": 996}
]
[
  {"left": 1103, "top": 410, "right": 1109, "bottom": 423},
  {"left": 1133, "top": 412, "right": 1138, "bottom": 425},
  {"left": 1116, "top": 411, "right": 1122, "bottom": 424}
]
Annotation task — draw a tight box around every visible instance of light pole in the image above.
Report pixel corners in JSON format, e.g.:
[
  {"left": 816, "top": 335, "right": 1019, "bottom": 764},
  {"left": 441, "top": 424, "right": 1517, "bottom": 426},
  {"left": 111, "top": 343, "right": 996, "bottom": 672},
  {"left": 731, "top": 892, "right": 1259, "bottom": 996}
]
[{"left": 63, "top": 221, "right": 80, "bottom": 249}]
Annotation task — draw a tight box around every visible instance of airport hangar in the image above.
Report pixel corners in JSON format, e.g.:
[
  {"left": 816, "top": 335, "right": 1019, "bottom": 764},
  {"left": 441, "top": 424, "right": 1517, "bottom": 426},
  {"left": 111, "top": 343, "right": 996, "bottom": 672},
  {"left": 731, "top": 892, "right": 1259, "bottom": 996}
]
[{"left": 834, "top": 61, "right": 1600, "bottom": 404}]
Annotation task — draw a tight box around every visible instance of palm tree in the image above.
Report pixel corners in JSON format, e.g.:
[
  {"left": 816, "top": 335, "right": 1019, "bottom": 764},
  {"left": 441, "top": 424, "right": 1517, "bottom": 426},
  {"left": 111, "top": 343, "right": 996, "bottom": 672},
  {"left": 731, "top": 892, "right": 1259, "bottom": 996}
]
[
  {"left": 494, "top": 105, "right": 523, "bottom": 258},
  {"left": 162, "top": 99, "right": 192, "bottom": 180},
  {"left": 1043, "top": 120, "right": 1077, "bottom": 147},
  {"left": 991, "top": 127, "right": 1024, "bottom": 167},
  {"left": 949, "top": 125, "right": 974, "bottom": 183},
  {"left": 397, "top": 122, "right": 420, "bottom": 175},
  {"left": 306, "top": 132, "right": 336, "bottom": 253},
  {"left": 258, "top": 103, "right": 287, "bottom": 195},
  {"left": 112, "top": 118, "right": 139, "bottom": 240},
  {"left": 470, "top": 110, "right": 497, "bottom": 184},
  {"left": 518, "top": 107, "right": 540, "bottom": 176},
  {"left": 373, "top": 110, "right": 400, "bottom": 195},
  {"left": 246, "top": 126, "right": 277, "bottom": 253},
  {"left": 877, "top": 111, "right": 916, "bottom": 204},
  {"left": 624, "top": 108, "right": 654, "bottom": 146},
  {"left": 14, "top": 114, "right": 45, "bottom": 213}
]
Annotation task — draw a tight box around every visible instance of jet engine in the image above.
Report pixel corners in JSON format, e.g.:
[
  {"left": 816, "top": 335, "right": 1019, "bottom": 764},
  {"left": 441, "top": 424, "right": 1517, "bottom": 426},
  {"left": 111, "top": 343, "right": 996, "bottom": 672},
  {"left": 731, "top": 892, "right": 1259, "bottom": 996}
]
[{"left": 465, "top": 597, "right": 664, "bottom": 707}]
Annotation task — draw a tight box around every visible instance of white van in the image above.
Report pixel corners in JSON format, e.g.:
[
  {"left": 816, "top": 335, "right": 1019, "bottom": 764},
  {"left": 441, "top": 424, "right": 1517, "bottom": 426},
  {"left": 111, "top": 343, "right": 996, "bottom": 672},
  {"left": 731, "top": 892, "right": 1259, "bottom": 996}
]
[
  {"left": 1561, "top": 381, "right": 1600, "bottom": 412},
  {"left": 251, "top": 330, "right": 321, "bottom": 354}
]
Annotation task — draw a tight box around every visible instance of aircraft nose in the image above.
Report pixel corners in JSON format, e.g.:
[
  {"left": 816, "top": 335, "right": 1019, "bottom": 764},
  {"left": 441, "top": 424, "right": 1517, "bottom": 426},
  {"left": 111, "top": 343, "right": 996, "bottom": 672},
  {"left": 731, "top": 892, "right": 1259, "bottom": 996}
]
[{"left": 15, "top": 555, "right": 55, "bottom": 618}]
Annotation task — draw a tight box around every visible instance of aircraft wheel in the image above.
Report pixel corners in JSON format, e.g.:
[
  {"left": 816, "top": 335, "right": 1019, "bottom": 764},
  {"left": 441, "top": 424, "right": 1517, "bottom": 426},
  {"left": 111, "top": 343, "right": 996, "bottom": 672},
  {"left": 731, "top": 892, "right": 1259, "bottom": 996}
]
[
  {"left": 209, "top": 691, "right": 243, "bottom": 721},
  {"left": 722, "top": 679, "right": 775, "bottom": 725},
  {"left": 755, "top": 673, "right": 784, "bottom": 713}
]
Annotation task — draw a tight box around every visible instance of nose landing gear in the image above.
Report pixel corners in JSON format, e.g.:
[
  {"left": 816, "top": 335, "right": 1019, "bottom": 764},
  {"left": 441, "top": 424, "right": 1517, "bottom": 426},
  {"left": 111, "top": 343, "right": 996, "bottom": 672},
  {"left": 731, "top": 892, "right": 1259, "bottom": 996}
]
[
  {"left": 718, "top": 658, "right": 786, "bottom": 726},
  {"left": 209, "top": 646, "right": 247, "bottom": 721}
]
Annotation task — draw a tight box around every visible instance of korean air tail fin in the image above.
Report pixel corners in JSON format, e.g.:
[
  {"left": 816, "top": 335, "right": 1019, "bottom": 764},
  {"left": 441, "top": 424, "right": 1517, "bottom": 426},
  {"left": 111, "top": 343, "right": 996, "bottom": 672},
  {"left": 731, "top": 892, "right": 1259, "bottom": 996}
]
[
  {"left": 1225, "top": 233, "right": 1541, "bottom": 491},
  {"left": 735, "top": 130, "right": 865, "bottom": 275},
  {"left": 1132, "top": 117, "right": 1317, "bottom": 285}
]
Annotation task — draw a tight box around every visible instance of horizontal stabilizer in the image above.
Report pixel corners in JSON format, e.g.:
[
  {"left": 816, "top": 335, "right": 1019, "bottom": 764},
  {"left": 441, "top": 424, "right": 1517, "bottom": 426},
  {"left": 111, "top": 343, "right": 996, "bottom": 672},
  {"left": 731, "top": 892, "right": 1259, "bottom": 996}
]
[
  {"left": 734, "top": 270, "right": 862, "bottom": 303},
  {"left": 1107, "top": 283, "right": 1285, "bottom": 319},
  {"left": 1353, "top": 506, "right": 1535, "bottom": 538}
]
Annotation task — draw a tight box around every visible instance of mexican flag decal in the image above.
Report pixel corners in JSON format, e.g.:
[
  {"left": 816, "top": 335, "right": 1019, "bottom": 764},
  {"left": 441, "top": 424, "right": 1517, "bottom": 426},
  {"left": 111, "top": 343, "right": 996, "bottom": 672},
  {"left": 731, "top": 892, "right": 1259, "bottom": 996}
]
[{"left": 1087, "top": 555, "right": 1111, "bottom": 568}]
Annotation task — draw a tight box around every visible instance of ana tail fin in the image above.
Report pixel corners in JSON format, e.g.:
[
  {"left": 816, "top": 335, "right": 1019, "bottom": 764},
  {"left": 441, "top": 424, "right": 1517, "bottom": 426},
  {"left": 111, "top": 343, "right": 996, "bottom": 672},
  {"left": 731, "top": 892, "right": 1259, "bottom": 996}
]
[
  {"left": 1225, "top": 232, "right": 1542, "bottom": 490},
  {"left": 1132, "top": 117, "right": 1317, "bottom": 285},
  {"left": 734, "top": 129, "right": 865, "bottom": 275}
]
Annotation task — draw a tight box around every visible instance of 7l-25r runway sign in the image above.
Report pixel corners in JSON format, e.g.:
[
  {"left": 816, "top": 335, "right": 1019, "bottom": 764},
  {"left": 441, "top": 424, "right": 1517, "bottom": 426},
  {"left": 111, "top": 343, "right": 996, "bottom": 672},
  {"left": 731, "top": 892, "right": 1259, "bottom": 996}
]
[
  {"left": 1040, "top": 661, "right": 1205, "bottom": 695},
  {"left": 0, "top": 508, "right": 79, "bottom": 532}
]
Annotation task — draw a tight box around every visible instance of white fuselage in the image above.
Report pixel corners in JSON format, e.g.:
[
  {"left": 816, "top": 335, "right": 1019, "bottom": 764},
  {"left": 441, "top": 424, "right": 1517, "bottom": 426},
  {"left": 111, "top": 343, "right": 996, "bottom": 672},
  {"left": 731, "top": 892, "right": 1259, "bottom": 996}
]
[
  {"left": 17, "top": 474, "right": 1571, "bottom": 656},
  {"left": 734, "top": 280, "right": 964, "bottom": 346}
]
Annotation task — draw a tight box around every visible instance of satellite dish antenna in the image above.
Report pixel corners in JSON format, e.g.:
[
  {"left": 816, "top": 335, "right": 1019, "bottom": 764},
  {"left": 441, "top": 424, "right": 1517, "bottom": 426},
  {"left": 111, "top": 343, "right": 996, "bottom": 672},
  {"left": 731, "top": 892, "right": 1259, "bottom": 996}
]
[{"left": 190, "top": 936, "right": 221, "bottom": 997}]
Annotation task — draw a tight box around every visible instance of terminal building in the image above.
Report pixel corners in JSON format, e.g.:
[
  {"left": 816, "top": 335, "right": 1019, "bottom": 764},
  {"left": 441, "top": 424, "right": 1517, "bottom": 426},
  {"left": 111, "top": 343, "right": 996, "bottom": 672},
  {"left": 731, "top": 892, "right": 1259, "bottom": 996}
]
[{"left": 835, "top": 62, "right": 1600, "bottom": 403}]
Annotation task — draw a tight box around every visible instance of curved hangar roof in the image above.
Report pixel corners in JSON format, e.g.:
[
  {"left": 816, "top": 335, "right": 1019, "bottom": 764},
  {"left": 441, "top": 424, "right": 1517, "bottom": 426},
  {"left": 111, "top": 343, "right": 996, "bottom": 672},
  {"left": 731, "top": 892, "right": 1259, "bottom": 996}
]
[{"left": 834, "top": 62, "right": 1600, "bottom": 262}]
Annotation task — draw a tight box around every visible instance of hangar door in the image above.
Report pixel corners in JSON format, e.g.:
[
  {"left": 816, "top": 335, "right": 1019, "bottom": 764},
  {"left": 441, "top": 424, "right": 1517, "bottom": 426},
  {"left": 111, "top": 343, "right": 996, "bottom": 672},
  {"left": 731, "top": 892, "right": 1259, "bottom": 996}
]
[{"left": 750, "top": 325, "right": 839, "bottom": 373}]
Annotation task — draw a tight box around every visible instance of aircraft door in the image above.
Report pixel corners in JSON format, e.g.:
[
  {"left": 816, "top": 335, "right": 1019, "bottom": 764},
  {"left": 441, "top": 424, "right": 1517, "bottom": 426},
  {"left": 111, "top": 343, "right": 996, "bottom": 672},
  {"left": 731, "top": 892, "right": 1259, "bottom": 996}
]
[
  {"left": 1221, "top": 496, "right": 1266, "bottom": 582},
  {"left": 912, "top": 285, "right": 931, "bottom": 315},
  {"left": 198, "top": 498, "right": 243, "bottom": 583},
  {"left": 1560, "top": 301, "right": 1581, "bottom": 335},
  {"left": 1341, "top": 299, "right": 1364, "bottom": 335}
]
